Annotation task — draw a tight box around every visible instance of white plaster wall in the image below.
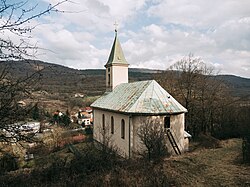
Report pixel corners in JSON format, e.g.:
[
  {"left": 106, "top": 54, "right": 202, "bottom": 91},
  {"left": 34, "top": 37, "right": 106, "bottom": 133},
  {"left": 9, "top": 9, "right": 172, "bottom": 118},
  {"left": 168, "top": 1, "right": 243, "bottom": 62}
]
[
  {"left": 111, "top": 65, "right": 128, "bottom": 89},
  {"left": 167, "top": 113, "right": 185, "bottom": 154},
  {"left": 93, "top": 110, "right": 186, "bottom": 157},
  {"left": 131, "top": 114, "right": 186, "bottom": 156},
  {"left": 93, "top": 109, "right": 130, "bottom": 157},
  {"left": 131, "top": 115, "right": 163, "bottom": 156}
]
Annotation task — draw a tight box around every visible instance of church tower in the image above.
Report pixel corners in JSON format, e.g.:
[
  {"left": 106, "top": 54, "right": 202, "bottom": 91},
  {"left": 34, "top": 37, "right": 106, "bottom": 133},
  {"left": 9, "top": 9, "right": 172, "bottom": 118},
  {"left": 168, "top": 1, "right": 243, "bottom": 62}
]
[{"left": 105, "top": 29, "right": 129, "bottom": 91}]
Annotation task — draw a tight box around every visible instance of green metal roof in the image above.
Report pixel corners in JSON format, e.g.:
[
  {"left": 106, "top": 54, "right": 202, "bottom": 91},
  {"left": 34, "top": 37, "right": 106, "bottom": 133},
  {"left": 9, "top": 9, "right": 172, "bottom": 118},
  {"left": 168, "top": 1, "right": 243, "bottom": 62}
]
[
  {"left": 91, "top": 80, "right": 187, "bottom": 114},
  {"left": 105, "top": 31, "right": 128, "bottom": 67}
]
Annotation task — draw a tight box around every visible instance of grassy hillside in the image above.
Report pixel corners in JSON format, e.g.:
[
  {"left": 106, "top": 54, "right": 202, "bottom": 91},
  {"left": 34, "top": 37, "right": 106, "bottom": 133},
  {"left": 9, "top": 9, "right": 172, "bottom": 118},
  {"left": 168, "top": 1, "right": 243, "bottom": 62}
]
[
  {"left": 0, "top": 60, "right": 105, "bottom": 96},
  {"left": 0, "top": 60, "right": 155, "bottom": 96},
  {"left": 1, "top": 138, "right": 249, "bottom": 186},
  {"left": 164, "top": 139, "right": 250, "bottom": 186}
]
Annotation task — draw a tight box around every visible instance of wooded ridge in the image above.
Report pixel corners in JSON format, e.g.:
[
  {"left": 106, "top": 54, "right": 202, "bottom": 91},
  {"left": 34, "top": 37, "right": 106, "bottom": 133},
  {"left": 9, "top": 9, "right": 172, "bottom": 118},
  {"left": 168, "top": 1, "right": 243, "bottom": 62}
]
[{"left": 1, "top": 60, "right": 249, "bottom": 98}]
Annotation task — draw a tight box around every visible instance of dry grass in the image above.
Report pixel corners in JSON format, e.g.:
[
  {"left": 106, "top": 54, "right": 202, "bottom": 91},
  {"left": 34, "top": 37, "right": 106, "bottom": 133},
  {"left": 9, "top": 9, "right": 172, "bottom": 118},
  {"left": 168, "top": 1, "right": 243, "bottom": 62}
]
[
  {"left": 163, "top": 139, "right": 250, "bottom": 187},
  {"left": 1, "top": 139, "right": 249, "bottom": 187}
]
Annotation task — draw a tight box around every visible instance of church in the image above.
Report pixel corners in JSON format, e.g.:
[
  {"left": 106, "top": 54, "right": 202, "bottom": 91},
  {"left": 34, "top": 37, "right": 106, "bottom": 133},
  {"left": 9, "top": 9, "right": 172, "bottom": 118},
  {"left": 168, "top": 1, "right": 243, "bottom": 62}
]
[{"left": 91, "top": 30, "right": 190, "bottom": 158}]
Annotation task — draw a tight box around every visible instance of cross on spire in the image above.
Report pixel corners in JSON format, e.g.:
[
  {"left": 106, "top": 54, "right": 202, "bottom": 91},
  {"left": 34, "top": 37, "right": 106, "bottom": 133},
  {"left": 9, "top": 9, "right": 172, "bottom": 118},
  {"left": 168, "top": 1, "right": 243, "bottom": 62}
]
[{"left": 114, "top": 21, "right": 118, "bottom": 33}]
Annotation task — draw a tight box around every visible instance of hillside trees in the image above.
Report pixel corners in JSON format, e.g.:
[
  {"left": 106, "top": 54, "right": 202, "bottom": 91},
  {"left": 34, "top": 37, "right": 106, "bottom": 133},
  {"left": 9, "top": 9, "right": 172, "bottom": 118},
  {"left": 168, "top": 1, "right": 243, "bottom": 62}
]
[
  {"left": 156, "top": 54, "right": 230, "bottom": 138},
  {"left": 0, "top": 0, "right": 68, "bottom": 144}
]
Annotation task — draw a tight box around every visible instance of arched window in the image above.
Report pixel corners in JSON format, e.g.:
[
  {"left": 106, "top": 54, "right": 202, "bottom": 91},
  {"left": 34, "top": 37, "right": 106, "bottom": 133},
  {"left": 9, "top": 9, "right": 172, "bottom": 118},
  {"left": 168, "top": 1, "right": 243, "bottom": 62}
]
[
  {"left": 102, "top": 114, "right": 105, "bottom": 130},
  {"left": 111, "top": 116, "right": 114, "bottom": 134},
  {"left": 121, "top": 119, "right": 125, "bottom": 139}
]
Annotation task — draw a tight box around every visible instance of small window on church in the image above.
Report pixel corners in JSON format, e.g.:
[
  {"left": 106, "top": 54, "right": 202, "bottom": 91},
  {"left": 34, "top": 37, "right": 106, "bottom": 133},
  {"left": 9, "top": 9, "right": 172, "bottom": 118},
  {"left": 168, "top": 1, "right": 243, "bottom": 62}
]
[
  {"left": 164, "top": 116, "right": 170, "bottom": 129},
  {"left": 111, "top": 116, "right": 114, "bottom": 134},
  {"left": 108, "top": 68, "right": 110, "bottom": 72},
  {"left": 121, "top": 119, "right": 125, "bottom": 139},
  {"left": 108, "top": 74, "right": 110, "bottom": 86},
  {"left": 102, "top": 114, "right": 105, "bottom": 130}
]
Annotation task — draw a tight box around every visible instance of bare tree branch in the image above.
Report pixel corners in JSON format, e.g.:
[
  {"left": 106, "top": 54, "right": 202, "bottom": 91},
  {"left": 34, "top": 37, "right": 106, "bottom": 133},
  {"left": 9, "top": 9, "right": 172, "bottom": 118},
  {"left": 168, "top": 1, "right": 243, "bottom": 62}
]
[{"left": 0, "top": 0, "right": 68, "bottom": 144}]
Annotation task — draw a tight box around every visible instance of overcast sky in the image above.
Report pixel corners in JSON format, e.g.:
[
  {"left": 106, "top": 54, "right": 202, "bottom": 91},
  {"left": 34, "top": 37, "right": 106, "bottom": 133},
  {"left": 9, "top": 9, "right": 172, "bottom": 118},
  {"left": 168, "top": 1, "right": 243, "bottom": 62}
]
[{"left": 8, "top": 0, "right": 250, "bottom": 78}]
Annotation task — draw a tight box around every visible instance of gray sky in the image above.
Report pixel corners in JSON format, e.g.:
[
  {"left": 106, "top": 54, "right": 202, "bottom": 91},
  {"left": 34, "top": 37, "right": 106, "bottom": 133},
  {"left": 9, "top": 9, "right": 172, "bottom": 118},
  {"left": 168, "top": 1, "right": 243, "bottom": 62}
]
[{"left": 5, "top": 0, "right": 250, "bottom": 78}]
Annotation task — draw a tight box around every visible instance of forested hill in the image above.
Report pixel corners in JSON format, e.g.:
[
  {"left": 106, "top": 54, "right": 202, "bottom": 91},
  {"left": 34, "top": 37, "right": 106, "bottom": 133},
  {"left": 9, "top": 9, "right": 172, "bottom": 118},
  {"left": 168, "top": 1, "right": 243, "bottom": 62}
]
[
  {"left": 0, "top": 60, "right": 154, "bottom": 96},
  {"left": 216, "top": 75, "right": 250, "bottom": 97},
  {"left": 0, "top": 60, "right": 249, "bottom": 97}
]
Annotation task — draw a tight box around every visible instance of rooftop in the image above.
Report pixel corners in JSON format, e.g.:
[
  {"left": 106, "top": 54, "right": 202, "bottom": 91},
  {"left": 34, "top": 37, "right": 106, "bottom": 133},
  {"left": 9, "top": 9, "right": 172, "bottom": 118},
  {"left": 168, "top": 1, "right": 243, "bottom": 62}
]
[{"left": 91, "top": 80, "right": 187, "bottom": 114}]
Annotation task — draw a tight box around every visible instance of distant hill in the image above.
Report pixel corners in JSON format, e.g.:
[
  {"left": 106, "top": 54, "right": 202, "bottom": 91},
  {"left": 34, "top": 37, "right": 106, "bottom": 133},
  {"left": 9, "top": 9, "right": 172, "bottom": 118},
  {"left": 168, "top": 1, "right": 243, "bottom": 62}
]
[
  {"left": 0, "top": 60, "right": 155, "bottom": 96},
  {"left": 215, "top": 75, "right": 250, "bottom": 97},
  {"left": 0, "top": 60, "right": 249, "bottom": 98}
]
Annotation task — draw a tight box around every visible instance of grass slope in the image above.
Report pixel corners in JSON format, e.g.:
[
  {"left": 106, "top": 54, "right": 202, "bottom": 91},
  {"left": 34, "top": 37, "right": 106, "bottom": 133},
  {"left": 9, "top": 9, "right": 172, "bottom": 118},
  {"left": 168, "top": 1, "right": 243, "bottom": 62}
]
[
  {"left": 1, "top": 139, "right": 249, "bottom": 187},
  {"left": 164, "top": 139, "right": 250, "bottom": 187}
]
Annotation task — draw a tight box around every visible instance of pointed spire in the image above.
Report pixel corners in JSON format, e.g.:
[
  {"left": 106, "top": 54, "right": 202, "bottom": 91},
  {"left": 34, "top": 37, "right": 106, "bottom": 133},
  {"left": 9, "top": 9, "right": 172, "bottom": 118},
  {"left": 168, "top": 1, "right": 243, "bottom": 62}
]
[
  {"left": 105, "top": 29, "right": 128, "bottom": 68},
  {"left": 114, "top": 21, "right": 118, "bottom": 33}
]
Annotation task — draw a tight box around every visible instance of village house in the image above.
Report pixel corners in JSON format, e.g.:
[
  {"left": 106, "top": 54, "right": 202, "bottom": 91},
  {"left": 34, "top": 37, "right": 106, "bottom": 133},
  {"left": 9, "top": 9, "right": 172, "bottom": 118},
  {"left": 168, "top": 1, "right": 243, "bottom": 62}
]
[
  {"left": 91, "top": 30, "right": 190, "bottom": 158},
  {"left": 72, "top": 107, "right": 93, "bottom": 126},
  {"left": 83, "top": 107, "right": 93, "bottom": 125}
]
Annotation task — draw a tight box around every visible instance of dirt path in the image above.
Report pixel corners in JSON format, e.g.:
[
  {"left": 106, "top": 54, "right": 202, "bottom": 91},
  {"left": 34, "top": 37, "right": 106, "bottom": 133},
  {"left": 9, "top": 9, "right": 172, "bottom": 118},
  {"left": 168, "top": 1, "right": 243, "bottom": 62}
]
[{"left": 164, "top": 139, "right": 250, "bottom": 187}]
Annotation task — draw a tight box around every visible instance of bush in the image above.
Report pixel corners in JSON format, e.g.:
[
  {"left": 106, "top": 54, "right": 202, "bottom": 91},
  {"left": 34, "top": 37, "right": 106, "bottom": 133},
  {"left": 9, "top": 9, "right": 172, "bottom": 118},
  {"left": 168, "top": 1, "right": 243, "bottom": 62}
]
[
  {"left": 0, "top": 153, "right": 18, "bottom": 175},
  {"left": 137, "top": 119, "right": 168, "bottom": 161},
  {"left": 85, "top": 126, "right": 93, "bottom": 135},
  {"left": 196, "top": 134, "right": 221, "bottom": 149},
  {"left": 28, "top": 143, "right": 50, "bottom": 156},
  {"left": 242, "top": 136, "right": 250, "bottom": 164},
  {"left": 0, "top": 142, "right": 171, "bottom": 186}
]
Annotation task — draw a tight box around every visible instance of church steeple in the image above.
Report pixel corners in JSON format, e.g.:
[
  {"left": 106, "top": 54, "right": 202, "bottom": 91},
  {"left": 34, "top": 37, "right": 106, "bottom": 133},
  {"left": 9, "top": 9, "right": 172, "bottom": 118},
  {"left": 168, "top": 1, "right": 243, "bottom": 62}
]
[
  {"left": 105, "top": 30, "right": 128, "bottom": 68},
  {"left": 105, "top": 29, "right": 129, "bottom": 91}
]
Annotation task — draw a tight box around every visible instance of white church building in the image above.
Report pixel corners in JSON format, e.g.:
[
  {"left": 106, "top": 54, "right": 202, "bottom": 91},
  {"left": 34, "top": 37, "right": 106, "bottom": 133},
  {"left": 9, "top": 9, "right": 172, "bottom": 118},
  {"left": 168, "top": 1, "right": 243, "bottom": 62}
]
[{"left": 91, "top": 30, "right": 190, "bottom": 158}]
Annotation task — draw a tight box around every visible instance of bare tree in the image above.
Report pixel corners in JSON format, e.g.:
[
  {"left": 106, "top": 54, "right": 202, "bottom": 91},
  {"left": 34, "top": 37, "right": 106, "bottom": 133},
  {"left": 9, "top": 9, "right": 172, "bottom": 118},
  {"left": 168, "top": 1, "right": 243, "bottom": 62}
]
[
  {"left": 137, "top": 119, "right": 167, "bottom": 161},
  {"left": 96, "top": 122, "right": 120, "bottom": 159},
  {"left": 156, "top": 54, "right": 230, "bottom": 138},
  {"left": 0, "top": 0, "right": 68, "bottom": 145},
  {"left": 0, "top": 0, "right": 68, "bottom": 60}
]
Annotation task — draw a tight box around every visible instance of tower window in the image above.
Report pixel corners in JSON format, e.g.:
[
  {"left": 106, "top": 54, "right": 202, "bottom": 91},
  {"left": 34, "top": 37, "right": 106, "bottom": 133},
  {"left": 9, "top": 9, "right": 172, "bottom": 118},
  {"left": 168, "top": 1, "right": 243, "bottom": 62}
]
[{"left": 121, "top": 119, "right": 125, "bottom": 139}]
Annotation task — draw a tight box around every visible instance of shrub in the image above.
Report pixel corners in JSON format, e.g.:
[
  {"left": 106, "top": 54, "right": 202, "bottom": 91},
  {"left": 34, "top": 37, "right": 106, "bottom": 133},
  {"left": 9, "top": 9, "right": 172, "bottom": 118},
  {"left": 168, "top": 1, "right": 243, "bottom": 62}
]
[
  {"left": 0, "top": 153, "right": 18, "bottom": 175},
  {"left": 242, "top": 136, "right": 250, "bottom": 164},
  {"left": 196, "top": 134, "right": 221, "bottom": 149},
  {"left": 137, "top": 119, "right": 168, "bottom": 161}
]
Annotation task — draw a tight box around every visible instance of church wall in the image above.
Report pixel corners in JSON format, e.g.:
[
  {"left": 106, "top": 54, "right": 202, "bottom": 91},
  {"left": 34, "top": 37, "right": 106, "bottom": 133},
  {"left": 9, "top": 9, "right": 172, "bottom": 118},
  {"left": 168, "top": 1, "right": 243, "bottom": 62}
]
[
  {"left": 167, "top": 113, "right": 185, "bottom": 154},
  {"left": 131, "top": 113, "right": 185, "bottom": 157},
  {"left": 131, "top": 115, "right": 163, "bottom": 156},
  {"left": 93, "top": 109, "right": 130, "bottom": 157}
]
